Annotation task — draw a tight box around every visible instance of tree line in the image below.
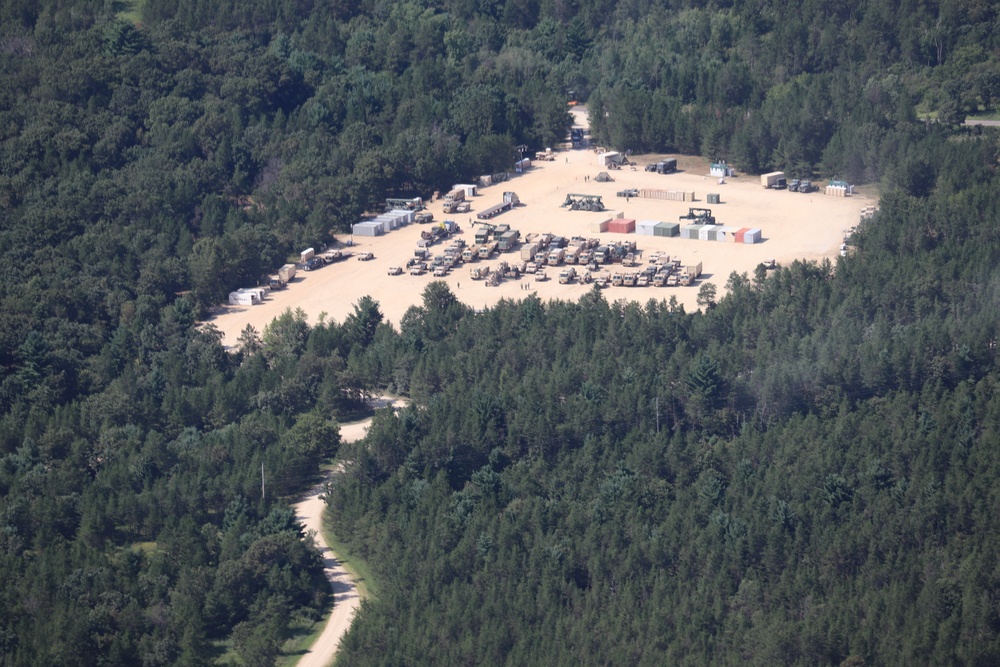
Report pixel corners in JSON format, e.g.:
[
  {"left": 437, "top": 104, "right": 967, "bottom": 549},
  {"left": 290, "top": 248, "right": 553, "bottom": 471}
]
[{"left": 324, "top": 132, "right": 1000, "bottom": 664}]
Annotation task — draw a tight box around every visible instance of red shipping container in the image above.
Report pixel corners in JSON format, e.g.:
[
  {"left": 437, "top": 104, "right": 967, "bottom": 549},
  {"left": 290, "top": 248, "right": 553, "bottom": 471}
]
[
  {"left": 734, "top": 227, "right": 750, "bottom": 243},
  {"left": 609, "top": 218, "right": 636, "bottom": 234}
]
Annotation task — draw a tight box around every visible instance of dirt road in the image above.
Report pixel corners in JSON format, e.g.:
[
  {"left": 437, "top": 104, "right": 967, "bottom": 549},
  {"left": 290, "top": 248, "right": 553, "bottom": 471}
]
[
  {"left": 208, "top": 106, "right": 874, "bottom": 347},
  {"left": 292, "top": 397, "right": 405, "bottom": 667}
]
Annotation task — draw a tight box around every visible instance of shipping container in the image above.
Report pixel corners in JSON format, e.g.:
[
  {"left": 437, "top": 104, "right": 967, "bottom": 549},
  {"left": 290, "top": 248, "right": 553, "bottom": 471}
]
[
  {"left": 608, "top": 218, "right": 636, "bottom": 234},
  {"left": 706, "top": 193, "right": 721, "bottom": 204},
  {"left": 681, "top": 224, "right": 703, "bottom": 240},
  {"left": 743, "top": 228, "right": 762, "bottom": 244},
  {"left": 390, "top": 209, "right": 414, "bottom": 225},
  {"left": 352, "top": 221, "right": 383, "bottom": 237},
  {"left": 638, "top": 188, "right": 687, "bottom": 201},
  {"left": 734, "top": 227, "right": 750, "bottom": 244},
  {"left": 591, "top": 219, "right": 610, "bottom": 233},
  {"left": 654, "top": 222, "right": 680, "bottom": 237},
  {"left": 636, "top": 220, "right": 659, "bottom": 236}
]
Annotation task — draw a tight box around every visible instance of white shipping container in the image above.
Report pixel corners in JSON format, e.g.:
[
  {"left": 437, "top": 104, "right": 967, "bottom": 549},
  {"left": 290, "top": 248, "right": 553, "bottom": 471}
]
[
  {"left": 636, "top": 220, "right": 659, "bottom": 236},
  {"left": 681, "top": 224, "right": 702, "bottom": 240},
  {"left": 389, "top": 209, "right": 414, "bottom": 225},
  {"left": 715, "top": 226, "right": 735, "bottom": 242},
  {"left": 352, "top": 221, "right": 383, "bottom": 236},
  {"left": 743, "top": 228, "right": 762, "bottom": 244}
]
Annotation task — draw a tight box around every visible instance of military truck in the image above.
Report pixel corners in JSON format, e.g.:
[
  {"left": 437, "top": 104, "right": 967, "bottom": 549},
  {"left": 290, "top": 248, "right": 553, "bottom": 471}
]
[{"left": 558, "top": 267, "right": 577, "bottom": 284}]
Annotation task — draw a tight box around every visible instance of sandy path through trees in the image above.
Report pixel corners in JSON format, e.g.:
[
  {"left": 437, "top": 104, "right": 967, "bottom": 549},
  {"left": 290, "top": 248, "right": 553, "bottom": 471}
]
[
  {"left": 292, "top": 397, "right": 405, "bottom": 667},
  {"left": 207, "top": 106, "right": 875, "bottom": 348}
]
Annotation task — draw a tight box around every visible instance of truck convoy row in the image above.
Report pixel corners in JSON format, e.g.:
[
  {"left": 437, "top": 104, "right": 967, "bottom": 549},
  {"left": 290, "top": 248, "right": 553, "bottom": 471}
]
[{"left": 761, "top": 171, "right": 816, "bottom": 192}]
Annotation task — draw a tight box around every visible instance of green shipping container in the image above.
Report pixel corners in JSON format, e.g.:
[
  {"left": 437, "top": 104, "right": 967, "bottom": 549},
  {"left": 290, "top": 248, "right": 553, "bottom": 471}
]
[{"left": 654, "top": 222, "right": 679, "bottom": 237}]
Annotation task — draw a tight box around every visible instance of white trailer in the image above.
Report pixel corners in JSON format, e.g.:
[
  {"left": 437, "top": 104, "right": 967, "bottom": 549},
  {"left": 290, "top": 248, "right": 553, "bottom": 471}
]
[{"left": 598, "top": 151, "right": 622, "bottom": 167}]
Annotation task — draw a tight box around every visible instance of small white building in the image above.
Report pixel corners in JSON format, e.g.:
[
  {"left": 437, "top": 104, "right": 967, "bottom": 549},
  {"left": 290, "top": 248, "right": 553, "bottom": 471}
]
[{"left": 710, "top": 161, "right": 734, "bottom": 177}]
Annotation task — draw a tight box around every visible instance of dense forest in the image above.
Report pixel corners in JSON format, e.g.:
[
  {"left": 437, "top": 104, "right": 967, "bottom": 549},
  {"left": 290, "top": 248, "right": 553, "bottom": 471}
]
[{"left": 1, "top": 0, "right": 1000, "bottom": 665}]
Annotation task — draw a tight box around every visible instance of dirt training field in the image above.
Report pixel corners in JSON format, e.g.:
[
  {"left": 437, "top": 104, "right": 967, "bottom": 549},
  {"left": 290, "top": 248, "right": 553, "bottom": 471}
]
[{"left": 207, "top": 108, "right": 874, "bottom": 348}]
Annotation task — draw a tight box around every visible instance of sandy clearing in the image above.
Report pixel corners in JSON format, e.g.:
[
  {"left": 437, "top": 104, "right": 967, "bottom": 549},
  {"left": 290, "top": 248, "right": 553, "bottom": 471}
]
[
  {"left": 292, "top": 397, "right": 406, "bottom": 667},
  {"left": 209, "top": 107, "right": 875, "bottom": 347}
]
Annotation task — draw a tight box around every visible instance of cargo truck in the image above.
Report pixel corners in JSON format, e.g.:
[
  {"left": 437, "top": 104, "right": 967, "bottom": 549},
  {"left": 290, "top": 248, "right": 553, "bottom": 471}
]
[
  {"left": 761, "top": 171, "right": 786, "bottom": 189},
  {"left": 478, "top": 240, "right": 499, "bottom": 259},
  {"left": 678, "top": 262, "right": 702, "bottom": 286},
  {"left": 547, "top": 248, "right": 565, "bottom": 266},
  {"left": 443, "top": 188, "right": 465, "bottom": 205},
  {"left": 657, "top": 158, "right": 677, "bottom": 174},
  {"left": 498, "top": 229, "right": 520, "bottom": 252},
  {"left": 520, "top": 242, "right": 539, "bottom": 261}
]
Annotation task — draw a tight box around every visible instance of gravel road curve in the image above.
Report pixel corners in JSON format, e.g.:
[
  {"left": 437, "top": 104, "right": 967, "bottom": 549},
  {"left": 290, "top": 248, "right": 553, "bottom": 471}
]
[{"left": 293, "top": 397, "right": 406, "bottom": 667}]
